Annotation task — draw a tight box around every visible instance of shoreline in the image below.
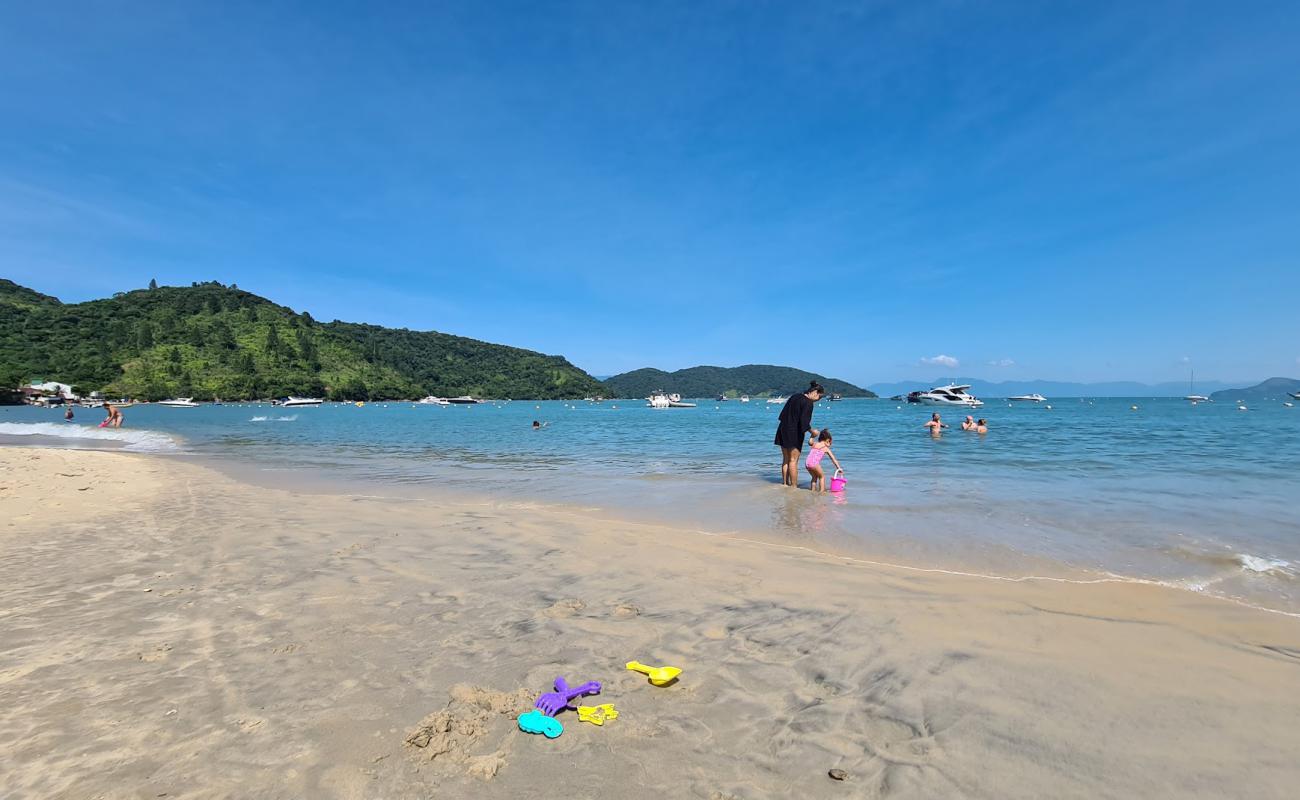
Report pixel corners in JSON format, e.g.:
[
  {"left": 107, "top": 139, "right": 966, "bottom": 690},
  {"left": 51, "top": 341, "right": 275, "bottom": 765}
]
[{"left": 2, "top": 446, "right": 1299, "bottom": 798}]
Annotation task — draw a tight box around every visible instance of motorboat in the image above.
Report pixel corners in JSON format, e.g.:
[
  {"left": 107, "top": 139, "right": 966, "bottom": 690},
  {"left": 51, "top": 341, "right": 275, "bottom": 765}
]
[
  {"left": 446, "top": 396, "right": 484, "bottom": 404},
  {"left": 418, "top": 396, "right": 451, "bottom": 406},
  {"left": 279, "top": 396, "right": 323, "bottom": 407},
  {"left": 739, "top": 395, "right": 750, "bottom": 403},
  {"left": 829, "top": 393, "right": 843, "bottom": 401},
  {"left": 647, "top": 391, "right": 696, "bottom": 408},
  {"left": 1288, "top": 391, "right": 1300, "bottom": 401},
  {"left": 715, "top": 395, "right": 730, "bottom": 402},
  {"left": 1008, "top": 393, "right": 1047, "bottom": 403},
  {"left": 766, "top": 396, "right": 787, "bottom": 405},
  {"left": 910, "top": 384, "right": 984, "bottom": 408},
  {"left": 159, "top": 397, "right": 200, "bottom": 408}
]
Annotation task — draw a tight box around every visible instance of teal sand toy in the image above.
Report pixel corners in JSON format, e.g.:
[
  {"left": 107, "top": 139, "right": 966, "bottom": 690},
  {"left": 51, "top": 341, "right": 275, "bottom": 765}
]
[{"left": 517, "top": 709, "right": 563, "bottom": 738}]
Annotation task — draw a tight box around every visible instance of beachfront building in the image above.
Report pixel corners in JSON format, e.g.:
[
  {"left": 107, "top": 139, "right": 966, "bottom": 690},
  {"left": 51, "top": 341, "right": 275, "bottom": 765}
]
[{"left": 21, "top": 380, "right": 79, "bottom": 405}]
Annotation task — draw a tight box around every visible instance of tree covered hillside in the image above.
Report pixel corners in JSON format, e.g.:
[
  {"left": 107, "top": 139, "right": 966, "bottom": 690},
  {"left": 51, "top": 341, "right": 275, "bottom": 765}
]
[
  {"left": 602, "top": 364, "right": 875, "bottom": 399},
  {"left": 0, "top": 279, "right": 604, "bottom": 401}
]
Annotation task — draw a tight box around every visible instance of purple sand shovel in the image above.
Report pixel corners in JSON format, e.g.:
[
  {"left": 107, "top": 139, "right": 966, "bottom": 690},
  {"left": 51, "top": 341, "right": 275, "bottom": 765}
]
[{"left": 535, "top": 677, "right": 601, "bottom": 716}]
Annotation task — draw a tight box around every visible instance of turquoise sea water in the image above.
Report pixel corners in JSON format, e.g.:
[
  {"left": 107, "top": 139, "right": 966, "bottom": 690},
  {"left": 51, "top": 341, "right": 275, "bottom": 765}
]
[{"left": 3, "top": 396, "right": 1298, "bottom": 614}]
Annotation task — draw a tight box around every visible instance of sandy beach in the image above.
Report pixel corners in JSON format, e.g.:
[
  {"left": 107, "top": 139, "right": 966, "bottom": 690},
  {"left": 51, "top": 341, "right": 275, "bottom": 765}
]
[{"left": 1, "top": 446, "right": 1298, "bottom": 799}]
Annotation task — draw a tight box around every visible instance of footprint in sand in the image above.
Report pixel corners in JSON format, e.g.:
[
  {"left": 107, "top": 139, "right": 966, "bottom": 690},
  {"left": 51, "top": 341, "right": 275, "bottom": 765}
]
[
  {"left": 541, "top": 598, "right": 586, "bottom": 618},
  {"left": 137, "top": 643, "right": 172, "bottom": 662},
  {"left": 611, "top": 602, "right": 641, "bottom": 619}
]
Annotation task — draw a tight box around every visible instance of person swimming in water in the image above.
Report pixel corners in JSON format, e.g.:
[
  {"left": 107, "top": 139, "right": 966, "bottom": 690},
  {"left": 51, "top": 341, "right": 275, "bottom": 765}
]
[
  {"left": 961, "top": 415, "right": 975, "bottom": 431},
  {"left": 924, "top": 412, "right": 947, "bottom": 435},
  {"left": 976, "top": 418, "right": 988, "bottom": 434}
]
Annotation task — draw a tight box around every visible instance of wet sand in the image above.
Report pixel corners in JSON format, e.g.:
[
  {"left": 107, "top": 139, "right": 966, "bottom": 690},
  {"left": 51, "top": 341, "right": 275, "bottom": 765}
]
[{"left": 1, "top": 447, "right": 1298, "bottom": 799}]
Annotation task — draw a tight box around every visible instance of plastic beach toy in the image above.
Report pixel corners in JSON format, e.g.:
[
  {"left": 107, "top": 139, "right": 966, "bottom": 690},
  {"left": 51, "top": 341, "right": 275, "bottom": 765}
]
[
  {"left": 829, "top": 470, "right": 847, "bottom": 493},
  {"left": 576, "top": 704, "right": 619, "bottom": 726},
  {"left": 517, "top": 709, "right": 564, "bottom": 738},
  {"left": 626, "top": 661, "right": 682, "bottom": 686},
  {"left": 535, "top": 677, "right": 602, "bottom": 716}
]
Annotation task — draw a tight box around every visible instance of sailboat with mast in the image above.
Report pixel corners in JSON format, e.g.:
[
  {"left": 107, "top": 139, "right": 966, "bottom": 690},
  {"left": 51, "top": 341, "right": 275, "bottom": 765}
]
[{"left": 1185, "top": 368, "right": 1209, "bottom": 403}]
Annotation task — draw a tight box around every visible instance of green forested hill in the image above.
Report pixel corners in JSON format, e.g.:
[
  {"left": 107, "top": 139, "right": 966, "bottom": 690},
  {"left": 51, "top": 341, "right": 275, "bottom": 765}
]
[
  {"left": 0, "top": 279, "right": 604, "bottom": 400},
  {"left": 602, "top": 365, "right": 875, "bottom": 399}
]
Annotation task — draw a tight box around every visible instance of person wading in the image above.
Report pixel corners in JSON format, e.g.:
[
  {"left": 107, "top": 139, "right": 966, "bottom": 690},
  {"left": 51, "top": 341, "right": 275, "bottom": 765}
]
[{"left": 774, "top": 381, "right": 824, "bottom": 487}]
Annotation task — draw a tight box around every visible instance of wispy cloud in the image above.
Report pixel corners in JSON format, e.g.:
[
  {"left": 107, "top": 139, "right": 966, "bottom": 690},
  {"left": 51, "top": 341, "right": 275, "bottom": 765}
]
[
  {"left": 988, "top": 358, "right": 1015, "bottom": 368},
  {"left": 921, "top": 354, "right": 959, "bottom": 369}
]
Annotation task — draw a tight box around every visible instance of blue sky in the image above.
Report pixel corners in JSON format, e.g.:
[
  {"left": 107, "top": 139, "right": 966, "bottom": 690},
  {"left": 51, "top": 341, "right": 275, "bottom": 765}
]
[{"left": 2, "top": 1, "right": 1298, "bottom": 384}]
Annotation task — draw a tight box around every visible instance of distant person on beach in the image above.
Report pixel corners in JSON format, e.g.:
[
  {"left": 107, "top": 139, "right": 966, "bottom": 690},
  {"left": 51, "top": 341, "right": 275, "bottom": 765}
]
[
  {"left": 805, "top": 429, "right": 843, "bottom": 492},
  {"left": 775, "top": 381, "right": 824, "bottom": 487},
  {"left": 976, "top": 418, "right": 988, "bottom": 434},
  {"left": 64, "top": 406, "right": 74, "bottom": 421},
  {"left": 924, "top": 412, "right": 947, "bottom": 435},
  {"left": 102, "top": 402, "right": 123, "bottom": 428},
  {"left": 961, "top": 415, "right": 975, "bottom": 431}
]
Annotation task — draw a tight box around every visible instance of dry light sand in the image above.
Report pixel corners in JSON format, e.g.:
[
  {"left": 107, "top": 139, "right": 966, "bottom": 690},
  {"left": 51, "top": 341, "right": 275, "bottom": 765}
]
[{"left": 1, "top": 446, "right": 1298, "bottom": 799}]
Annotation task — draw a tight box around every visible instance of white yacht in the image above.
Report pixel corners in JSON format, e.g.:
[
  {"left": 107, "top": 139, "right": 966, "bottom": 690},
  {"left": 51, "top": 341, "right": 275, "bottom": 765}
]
[
  {"left": 647, "top": 391, "right": 696, "bottom": 408},
  {"left": 1290, "top": 391, "right": 1300, "bottom": 401},
  {"left": 159, "top": 397, "right": 200, "bottom": 408},
  {"left": 766, "top": 396, "right": 787, "bottom": 405},
  {"left": 910, "top": 384, "right": 984, "bottom": 408},
  {"left": 446, "top": 396, "right": 484, "bottom": 405},
  {"left": 418, "top": 396, "right": 451, "bottom": 406},
  {"left": 739, "top": 395, "right": 750, "bottom": 403},
  {"left": 1008, "top": 393, "right": 1047, "bottom": 403},
  {"left": 280, "top": 396, "right": 323, "bottom": 407}
]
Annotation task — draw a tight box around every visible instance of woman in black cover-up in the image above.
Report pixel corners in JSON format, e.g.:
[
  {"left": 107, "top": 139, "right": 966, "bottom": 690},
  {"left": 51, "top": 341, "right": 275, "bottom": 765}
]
[{"left": 774, "top": 381, "right": 824, "bottom": 486}]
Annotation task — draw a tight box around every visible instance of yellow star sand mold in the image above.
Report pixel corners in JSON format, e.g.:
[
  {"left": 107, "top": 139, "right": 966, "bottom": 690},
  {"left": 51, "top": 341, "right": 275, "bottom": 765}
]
[{"left": 576, "top": 704, "right": 619, "bottom": 725}]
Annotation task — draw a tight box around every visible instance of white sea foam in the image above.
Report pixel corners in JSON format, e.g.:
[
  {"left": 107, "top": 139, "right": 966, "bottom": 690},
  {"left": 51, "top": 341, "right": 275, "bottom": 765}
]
[
  {"left": 1237, "top": 554, "right": 1294, "bottom": 575},
  {"left": 0, "top": 421, "right": 181, "bottom": 453},
  {"left": 250, "top": 415, "right": 298, "bottom": 422}
]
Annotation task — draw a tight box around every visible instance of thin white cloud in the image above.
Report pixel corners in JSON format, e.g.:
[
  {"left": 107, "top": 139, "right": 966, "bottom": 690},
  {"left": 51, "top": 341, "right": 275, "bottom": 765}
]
[
  {"left": 921, "top": 354, "right": 959, "bottom": 369},
  {"left": 988, "top": 358, "right": 1015, "bottom": 368}
]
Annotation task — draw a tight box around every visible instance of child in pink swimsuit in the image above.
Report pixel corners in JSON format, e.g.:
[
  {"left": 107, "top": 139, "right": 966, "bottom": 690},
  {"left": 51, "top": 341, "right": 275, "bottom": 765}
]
[{"left": 805, "top": 429, "right": 843, "bottom": 492}]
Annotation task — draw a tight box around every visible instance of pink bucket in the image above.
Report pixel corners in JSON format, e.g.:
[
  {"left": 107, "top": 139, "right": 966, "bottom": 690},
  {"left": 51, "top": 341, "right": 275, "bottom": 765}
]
[{"left": 829, "top": 470, "right": 847, "bottom": 493}]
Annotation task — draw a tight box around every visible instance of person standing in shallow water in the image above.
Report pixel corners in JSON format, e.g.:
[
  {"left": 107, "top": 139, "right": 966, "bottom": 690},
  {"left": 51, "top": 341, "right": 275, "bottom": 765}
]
[{"left": 774, "top": 381, "right": 824, "bottom": 487}]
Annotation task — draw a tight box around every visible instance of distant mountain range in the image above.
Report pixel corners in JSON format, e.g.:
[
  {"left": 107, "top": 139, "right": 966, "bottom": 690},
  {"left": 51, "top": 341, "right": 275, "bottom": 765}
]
[
  {"left": 1209, "top": 377, "right": 1300, "bottom": 401},
  {"left": 602, "top": 365, "right": 875, "bottom": 399},
  {"left": 867, "top": 377, "right": 1248, "bottom": 399}
]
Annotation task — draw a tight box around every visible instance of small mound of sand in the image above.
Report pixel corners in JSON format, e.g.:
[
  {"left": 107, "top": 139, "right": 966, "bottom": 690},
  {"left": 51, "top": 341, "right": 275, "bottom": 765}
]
[{"left": 404, "top": 684, "right": 534, "bottom": 781}]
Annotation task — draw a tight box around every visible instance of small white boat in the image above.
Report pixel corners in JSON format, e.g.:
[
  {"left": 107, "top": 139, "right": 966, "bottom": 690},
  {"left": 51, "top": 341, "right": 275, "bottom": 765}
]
[
  {"left": 911, "top": 384, "right": 984, "bottom": 408},
  {"left": 446, "top": 396, "right": 484, "bottom": 405},
  {"left": 418, "top": 396, "right": 451, "bottom": 406},
  {"left": 766, "top": 396, "right": 787, "bottom": 405},
  {"left": 1008, "top": 393, "right": 1047, "bottom": 403},
  {"left": 159, "top": 397, "right": 200, "bottom": 408},
  {"left": 280, "top": 396, "right": 323, "bottom": 407},
  {"left": 647, "top": 391, "right": 696, "bottom": 409},
  {"left": 739, "top": 395, "right": 750, "bottom": 403},
  {"left": 1185, "top": 370, "right": 1210, "bottom": 403}
]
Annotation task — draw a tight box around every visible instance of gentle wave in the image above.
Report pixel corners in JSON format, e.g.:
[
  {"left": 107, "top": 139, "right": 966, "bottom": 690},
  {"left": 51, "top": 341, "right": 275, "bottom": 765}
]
[
  {"left": 1237, "top": 554, "right": 1294, "bottom": 576},
  {"left": 0, "top": 421, "right": 181, "bottom": 452},
  {"left": 250, "top": 415, "right": 299, "bottom": 422}
]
